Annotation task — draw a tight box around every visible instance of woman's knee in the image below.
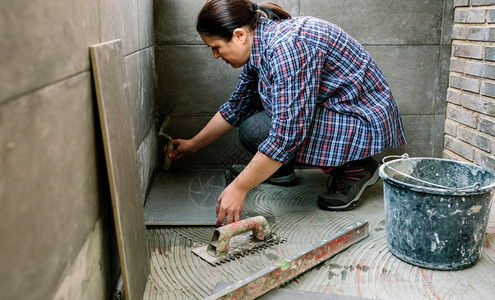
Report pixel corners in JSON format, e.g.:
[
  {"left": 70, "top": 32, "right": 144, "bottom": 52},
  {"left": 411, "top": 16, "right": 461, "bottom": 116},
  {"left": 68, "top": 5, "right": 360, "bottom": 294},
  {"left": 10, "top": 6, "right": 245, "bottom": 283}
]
[{"left": 239, "top": 111, "right": 271, "bottom": 151}]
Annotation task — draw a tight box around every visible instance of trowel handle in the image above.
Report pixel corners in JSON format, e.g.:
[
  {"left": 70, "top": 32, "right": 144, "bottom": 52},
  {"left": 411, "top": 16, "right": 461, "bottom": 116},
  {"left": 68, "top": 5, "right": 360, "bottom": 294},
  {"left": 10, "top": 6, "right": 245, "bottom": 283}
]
[{"left": 207, "top": 216, "right": 271, "bottom": 257}]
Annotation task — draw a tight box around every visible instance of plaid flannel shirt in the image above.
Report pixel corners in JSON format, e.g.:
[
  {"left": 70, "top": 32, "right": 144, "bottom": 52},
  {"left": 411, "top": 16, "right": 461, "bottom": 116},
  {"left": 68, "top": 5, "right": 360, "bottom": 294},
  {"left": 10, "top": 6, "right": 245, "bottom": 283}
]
[{"left": 219, "top": 17, "right": 406, "bottom": 167}]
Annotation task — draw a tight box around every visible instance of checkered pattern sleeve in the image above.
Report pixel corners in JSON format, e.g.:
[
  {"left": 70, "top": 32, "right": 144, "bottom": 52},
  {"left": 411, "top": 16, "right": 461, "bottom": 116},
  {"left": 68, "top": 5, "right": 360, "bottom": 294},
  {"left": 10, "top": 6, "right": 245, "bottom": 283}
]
[{"left": 218, "top": 64, "right": 261, "bottom": 127}]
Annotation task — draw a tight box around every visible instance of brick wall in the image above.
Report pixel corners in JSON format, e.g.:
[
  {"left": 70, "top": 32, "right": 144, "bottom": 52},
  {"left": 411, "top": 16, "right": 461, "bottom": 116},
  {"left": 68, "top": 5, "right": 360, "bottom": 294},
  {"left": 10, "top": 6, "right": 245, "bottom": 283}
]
[{"left": 445, "top": 0, "right": 495, "bottom": 172}]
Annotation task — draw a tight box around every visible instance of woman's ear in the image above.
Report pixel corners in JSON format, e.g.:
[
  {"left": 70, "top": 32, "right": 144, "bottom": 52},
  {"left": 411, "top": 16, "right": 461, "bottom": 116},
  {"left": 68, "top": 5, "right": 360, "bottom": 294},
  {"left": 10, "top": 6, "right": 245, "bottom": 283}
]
[{"left": 232, "top": 28, "right": 247, "bottom": 43}]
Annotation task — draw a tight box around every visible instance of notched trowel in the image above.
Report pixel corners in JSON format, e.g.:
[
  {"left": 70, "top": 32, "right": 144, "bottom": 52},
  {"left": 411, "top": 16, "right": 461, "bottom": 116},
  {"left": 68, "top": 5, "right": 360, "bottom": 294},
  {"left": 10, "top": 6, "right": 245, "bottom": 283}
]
[{"left": 192, "top": 216, "right": 285, "bottom": 265}]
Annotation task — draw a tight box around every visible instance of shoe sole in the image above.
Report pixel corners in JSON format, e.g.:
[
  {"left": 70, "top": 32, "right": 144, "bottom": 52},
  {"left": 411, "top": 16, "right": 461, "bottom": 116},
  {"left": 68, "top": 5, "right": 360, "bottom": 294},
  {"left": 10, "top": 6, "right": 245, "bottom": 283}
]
[
  {"left": 265, "top": 173, "right": 298, "bottom": 186},
  {"left": 317, "top": 167, "right": 380, "bottom": 211},
  {"left": 229, "top": 168, "right": 298, "bottom": 187}
]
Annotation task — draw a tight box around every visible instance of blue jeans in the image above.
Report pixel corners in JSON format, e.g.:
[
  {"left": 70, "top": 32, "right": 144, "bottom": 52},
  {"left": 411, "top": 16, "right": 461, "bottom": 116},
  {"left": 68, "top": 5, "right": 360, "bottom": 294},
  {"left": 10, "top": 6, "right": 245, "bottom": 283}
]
[{"left": 238, "top": 111, "right": 294, "bottom": 174}]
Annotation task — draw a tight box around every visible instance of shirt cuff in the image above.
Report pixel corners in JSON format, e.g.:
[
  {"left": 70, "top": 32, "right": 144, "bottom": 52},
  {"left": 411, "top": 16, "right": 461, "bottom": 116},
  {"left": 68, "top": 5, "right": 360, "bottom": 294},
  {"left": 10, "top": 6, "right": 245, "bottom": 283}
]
[
  {"left": 218, "top": 103, "right": 243, "bottom": 127},
  {"left": 258, "top": 135, "right": 294, "bottom": 163}
]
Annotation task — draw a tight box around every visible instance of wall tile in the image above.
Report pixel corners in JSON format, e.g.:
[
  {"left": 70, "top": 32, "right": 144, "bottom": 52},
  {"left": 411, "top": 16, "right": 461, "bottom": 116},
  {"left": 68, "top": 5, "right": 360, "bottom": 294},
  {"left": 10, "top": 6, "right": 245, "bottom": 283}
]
[
  {"left": 366, "top": 45, "right": 440, "bottom": 115},
  {"left": 0, "top": 72, "right": 102, "bottom": 300},
  {"left": 53, "top": 214, "right": 111, "bottom": 300},
  {"left": 138, "top": 0, "right": 154, "bottom": 48},
  {"left": 101, "top": 0, "right": 153, "bottom": 50},
  {"left": 401, "top": 115, "right": 435, "bottom": 157},
  {"left": 301, "top": 0, "right": 443, "bottom": 45},
  {"left": 125, "top": 48, "right": 156, "bottom": 148},
  {"left": 441, "top": 0, "right": 455, "bottom": 45},
  {"left": 376, "top": 115, "right": 436, "bottom": 158},
  {"left": 435, "top": 45, "right": 452, "bottom": 116},
  {"left": 122, "top": 0, "right": 139, "bottom": 54},
  {"left": 155, "top": 0, "right": 217, "bottom": 45},
  {"left": 0, "top": 0, "right": 99, "bottom": 102},
  {"left": 156, "top": 45, "right": 241, "bottom": 116},
  {"left": 155, "top": 0, "right": 300, "bottom": 45},
  {"left": 137, "top": 125, "right": 158, "bottom": 204},
  {"left": 99, "top": 0, "right": 125, "bottom": 43}
]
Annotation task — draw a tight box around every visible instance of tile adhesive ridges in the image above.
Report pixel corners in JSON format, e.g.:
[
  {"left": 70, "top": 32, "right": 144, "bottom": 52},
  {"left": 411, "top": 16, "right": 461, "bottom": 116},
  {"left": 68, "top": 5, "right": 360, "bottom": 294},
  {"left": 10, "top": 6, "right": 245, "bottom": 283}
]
[{"left": 144, "top": 169, "right": 495, "bottom": 300}]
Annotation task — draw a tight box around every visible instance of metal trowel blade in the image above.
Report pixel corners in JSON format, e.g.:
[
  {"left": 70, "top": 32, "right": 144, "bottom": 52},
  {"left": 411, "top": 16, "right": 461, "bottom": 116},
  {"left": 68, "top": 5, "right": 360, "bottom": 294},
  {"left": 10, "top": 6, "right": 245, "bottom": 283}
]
[{"left": 192, "top": 232, "right": 284, "bottom": 265}]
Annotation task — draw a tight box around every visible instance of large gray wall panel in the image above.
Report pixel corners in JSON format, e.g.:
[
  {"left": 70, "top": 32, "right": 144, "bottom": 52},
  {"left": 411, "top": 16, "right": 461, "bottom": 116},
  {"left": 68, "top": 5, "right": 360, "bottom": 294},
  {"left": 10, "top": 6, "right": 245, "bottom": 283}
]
[
  {"left": 137, "top": 126, "right": 158, "bottom": 201},
  {"left": 301, "top": 0, "right": 444, "bottom": 45},
  {"left": 101, "top": 0, "right": 154, "bottom": 55},
  {"left": 100, "top": 0, "right": 125, "bottom": 44},
  {"left": 138, "top": 0, "right": 155, "bottom": 48},
  {"left": 366, "top": 46, "right": 441, "bottom": 115},
  {"left": 0, "top": 1, "right": 100, "bottom": 102},
  {"left": 156, "top": 45, "right": 241, "bottom": 116},
  {"left": 155, "top": 0, "right": 206, "bottom": 45},
  {"left": 100, "top": 0, "right": 154, "bottom": 53},
  {"left": 126, "top": 48, "right": 156, "bottom": 148},
  {"left": 155, "top": 0, "right": 300, "bottom": 44},
  {"left": 0, "top": 73, "right": 104, "bottom": 300},
  {"left": 122, "top": 0, "right": 140, "bottom": 54}
]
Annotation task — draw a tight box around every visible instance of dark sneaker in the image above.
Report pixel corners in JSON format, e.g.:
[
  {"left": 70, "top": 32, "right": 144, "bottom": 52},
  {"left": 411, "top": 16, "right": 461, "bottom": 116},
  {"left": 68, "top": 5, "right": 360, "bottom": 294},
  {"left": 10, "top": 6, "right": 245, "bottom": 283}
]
[
  {"left": 230, "top": 164, "right": 298, "bottom": 186},
  {"left": 317, "top": 157, "right": 380, "bottom": 211}
]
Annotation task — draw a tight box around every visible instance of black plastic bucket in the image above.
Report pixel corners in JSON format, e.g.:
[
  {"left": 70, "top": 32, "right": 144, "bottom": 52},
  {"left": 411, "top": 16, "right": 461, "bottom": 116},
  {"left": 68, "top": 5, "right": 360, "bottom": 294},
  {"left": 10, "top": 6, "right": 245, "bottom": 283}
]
[{"left": 379, "top": 155, "right": 495, "bottom": 270}]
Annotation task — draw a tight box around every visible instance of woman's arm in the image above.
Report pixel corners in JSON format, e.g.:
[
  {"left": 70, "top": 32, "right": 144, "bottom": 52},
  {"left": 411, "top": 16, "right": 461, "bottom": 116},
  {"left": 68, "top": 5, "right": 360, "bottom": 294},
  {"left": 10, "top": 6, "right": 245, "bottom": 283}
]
[
  {"left": 169, "top": 111, "right": 235, "bottom": 160},
  {"left": 215, "top": 151, "right": 282, "bottom": 225}
]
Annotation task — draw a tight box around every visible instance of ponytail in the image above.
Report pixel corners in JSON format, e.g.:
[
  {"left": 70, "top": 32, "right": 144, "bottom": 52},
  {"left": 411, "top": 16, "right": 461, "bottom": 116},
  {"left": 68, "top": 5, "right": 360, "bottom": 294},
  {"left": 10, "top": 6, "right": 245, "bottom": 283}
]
[
  {"left": 256, "top": 2, "right": 291, "bottom": 20},
  {"left": 197, "top": 0, "right": 291, "bottom": 41}
]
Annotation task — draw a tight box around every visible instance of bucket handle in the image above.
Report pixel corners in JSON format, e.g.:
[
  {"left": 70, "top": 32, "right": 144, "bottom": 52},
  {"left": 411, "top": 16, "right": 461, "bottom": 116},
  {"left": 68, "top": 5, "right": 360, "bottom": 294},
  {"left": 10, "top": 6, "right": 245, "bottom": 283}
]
[{"left": 382, "top": 154, "right": 481, "bottom": 192}]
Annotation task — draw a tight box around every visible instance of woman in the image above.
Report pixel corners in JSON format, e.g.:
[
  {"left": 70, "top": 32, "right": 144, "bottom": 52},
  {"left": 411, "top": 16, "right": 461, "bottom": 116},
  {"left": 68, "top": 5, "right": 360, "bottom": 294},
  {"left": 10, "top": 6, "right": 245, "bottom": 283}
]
[{"left": 169, "top": 0, "right": 406, "bottom": 226}]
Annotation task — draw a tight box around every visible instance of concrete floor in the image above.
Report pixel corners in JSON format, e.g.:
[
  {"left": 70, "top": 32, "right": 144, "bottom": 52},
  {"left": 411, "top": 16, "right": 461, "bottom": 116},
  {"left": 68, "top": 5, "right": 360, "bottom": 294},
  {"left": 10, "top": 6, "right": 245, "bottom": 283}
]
[{"left": 144, "top": 169, "right": 495, "bottom": 299}]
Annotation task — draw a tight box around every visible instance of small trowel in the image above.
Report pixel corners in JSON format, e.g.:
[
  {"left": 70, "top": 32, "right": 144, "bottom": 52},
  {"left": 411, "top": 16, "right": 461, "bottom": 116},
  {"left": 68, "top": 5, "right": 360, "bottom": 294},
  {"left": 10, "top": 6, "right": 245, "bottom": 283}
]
[
  {"left": 192, "top": 216, "right": 284, "bottom": 265},
  {"left": 158, "top": 104, "right": 175, "bottom": 170}
]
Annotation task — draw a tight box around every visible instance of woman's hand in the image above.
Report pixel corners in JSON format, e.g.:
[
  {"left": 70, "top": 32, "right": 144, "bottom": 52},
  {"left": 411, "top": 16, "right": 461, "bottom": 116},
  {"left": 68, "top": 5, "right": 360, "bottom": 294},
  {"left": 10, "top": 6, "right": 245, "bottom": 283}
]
[
  {"left": 215, "top": 182, "right": 248, "bottom": 226},
  {"left": 168, "top": 139, "right": 197, "bottom": 160},
  {"left": 215, "top": 152, "right": 283, "bottom": 226},
  {"left": 167, "top": 112, "right": 236, "bottom": 161}
]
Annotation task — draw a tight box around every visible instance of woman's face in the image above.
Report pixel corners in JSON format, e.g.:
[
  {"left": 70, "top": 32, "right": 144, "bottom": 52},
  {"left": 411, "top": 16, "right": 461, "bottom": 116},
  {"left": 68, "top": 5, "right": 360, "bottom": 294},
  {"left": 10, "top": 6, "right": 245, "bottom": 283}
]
[{"left": 200, "top": 28, "right": 252, "bottom": 68}]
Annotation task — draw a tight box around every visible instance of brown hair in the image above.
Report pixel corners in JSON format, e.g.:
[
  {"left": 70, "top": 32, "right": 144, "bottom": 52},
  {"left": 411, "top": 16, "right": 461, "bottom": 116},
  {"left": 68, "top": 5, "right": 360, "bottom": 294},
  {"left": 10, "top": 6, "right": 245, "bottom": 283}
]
[{"left": 196, "top": 0, "right": 291, "bottom": 41}]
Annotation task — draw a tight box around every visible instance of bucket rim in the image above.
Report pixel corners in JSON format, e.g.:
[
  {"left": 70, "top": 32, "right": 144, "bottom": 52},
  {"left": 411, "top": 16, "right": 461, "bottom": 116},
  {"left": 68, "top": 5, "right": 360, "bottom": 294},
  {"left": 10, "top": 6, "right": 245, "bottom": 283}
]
[{"left": 378, "top": 156, "right": 495, "bottom": 195}]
